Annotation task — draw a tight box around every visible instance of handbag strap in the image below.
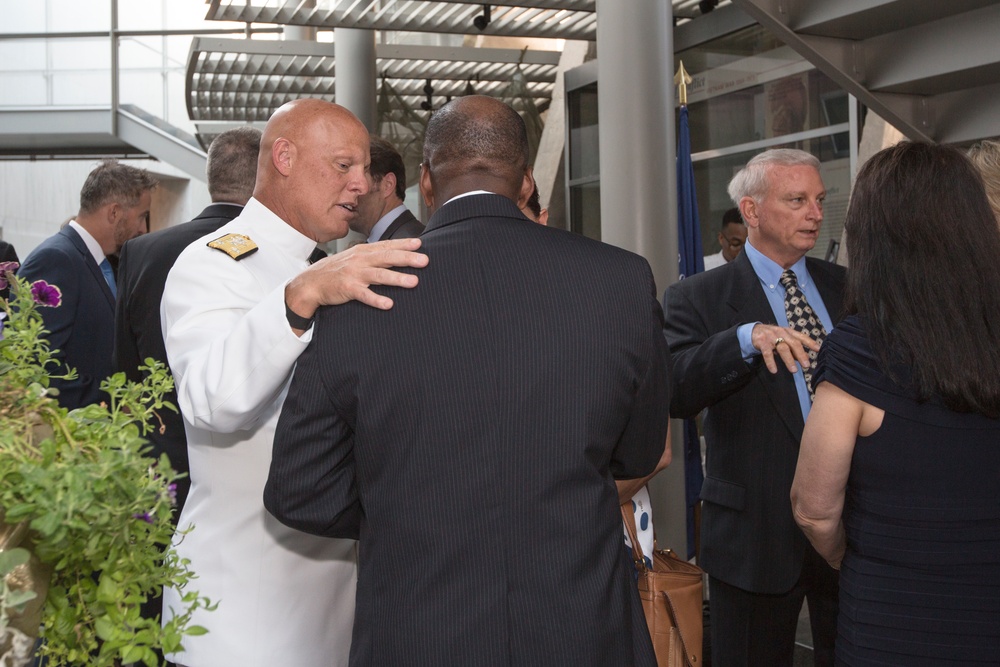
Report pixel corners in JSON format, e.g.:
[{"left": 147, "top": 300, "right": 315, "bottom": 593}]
[{"left": 620, "top": 502, "right": 698, "bottom": 667}]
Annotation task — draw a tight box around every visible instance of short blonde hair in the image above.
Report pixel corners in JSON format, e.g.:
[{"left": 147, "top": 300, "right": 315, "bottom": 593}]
[{"left": 968, "top": 139, "right": 1000, "bottom": 223}]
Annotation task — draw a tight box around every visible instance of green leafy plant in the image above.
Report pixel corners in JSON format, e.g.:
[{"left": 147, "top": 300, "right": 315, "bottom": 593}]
[{"left": 0, "top": 266, "right": 211, "bottom": 666}]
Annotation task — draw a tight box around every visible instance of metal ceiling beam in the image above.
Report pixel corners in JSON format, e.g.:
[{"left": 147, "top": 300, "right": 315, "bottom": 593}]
[
  {"left": 204, "top": 0, "right": 597, "bottom": 40},
  {"left": 186, "top": 37, "right": 560, "bottom": 146},
  {"left": 786, "top": 0, "right": 996, "bottom": 39},
  {"left": 861, "top": 4, "right": 1000, "bottom": 95},
  {"left": 397, "top": 0, "right": 593, "bottom": 8},
  {"left": 731, "top": 0, "right": 1000, "bottom": 144}
]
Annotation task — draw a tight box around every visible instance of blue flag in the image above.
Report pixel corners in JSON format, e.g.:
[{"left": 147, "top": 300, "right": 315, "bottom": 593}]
[
  {"left": 676, "top": 104, "right": 704, "bottom": 560},
  {"left": 677, "top": 105, "right": 704, "bottom": 279}
]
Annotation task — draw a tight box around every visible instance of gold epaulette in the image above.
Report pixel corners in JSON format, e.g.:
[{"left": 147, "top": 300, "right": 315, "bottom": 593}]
[{"left": 207, "top": 233, "right": 258, "bottom": 260}]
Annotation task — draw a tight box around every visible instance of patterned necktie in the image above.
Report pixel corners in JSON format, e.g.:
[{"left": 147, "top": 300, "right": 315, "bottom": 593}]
[
  {"left": 307, "top": 247, "right": 328, "bottom": 265},
  {"left": 779, "top": 269, "right": 826, "bottom": 398},
  {"left": 99, "top": 258, "right": 117, "bottom": 299}
]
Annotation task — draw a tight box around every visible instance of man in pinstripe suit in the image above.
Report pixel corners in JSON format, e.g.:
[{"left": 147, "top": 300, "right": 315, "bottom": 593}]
[{"left": 265, "top": 95, "right": 670, "bottom": 666}]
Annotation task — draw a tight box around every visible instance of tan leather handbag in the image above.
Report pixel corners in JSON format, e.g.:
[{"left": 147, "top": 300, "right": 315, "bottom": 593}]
[{"left": 622, "top": 504, "right": 704, "bottom": 667}]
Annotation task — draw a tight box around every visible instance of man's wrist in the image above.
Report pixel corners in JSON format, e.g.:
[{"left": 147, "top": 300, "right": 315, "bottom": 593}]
[{"left": 285, "top": 301, "right": 314, "bottom": 331}]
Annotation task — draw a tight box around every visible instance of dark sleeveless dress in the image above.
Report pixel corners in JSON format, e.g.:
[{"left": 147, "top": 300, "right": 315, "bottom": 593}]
[{"left": 815, "top": 316, "right": 1000, "bottom": 666}]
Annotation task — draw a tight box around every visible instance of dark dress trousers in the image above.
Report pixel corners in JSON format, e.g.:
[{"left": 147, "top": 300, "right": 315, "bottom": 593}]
[
  {"left": 265, "top": 193, "right": 670, "bottom": 667},
  {"left": 19, "top": 226, "right": 117, "bottom": 410},
  {"left": 377, "top": 207, "right": 424, "bottom": 240},
  {"left": 113, "top": 202, "right": 243, "bottom": 512},
  {"left": 663, "top": 250, "right": 845, "bottom": 660}
]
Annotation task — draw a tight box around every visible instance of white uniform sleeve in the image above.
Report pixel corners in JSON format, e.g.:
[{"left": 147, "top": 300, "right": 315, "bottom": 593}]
[{"left": 161, "top": 248, "right": 312, "bottom": 434}]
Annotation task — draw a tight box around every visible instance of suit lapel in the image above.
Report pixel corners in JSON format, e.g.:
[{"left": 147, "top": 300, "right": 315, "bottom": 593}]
[
  {"left": 727, "top": 252, "right": 805, "bottom": 440},
  {"left": 61, "top": 226, "right": 115, "bottom": 309},
  {"left": 379, "top": 209, "right": 413, "bottom": 240},
  {"left": 808, "top": 257, "right": 845, "bottom": 325}
]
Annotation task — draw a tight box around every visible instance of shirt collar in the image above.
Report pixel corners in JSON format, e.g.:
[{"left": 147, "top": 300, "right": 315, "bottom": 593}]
[
  {"left": 243, "top": 197, "right": 319, "bottom": 262},
  {"left": 743, "top": 239, "right": 811, "bottom": 292},
  {"left": 67, "top": 220, "right": 106, "bottom": 266},
  {"left": 441, "top": 190, "right": 494, "bottom": 208},
  {"left": 366, "top": 203, "right": 408, "bottom": 243}
]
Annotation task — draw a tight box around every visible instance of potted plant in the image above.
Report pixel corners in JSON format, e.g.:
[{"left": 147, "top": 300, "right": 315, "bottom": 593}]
[{"left": 0, "top": 264, "right": 209, "bottom": 667}]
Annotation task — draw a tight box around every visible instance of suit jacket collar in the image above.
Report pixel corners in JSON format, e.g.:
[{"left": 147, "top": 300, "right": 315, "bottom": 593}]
[
  {"left": 193, "top": 202, "right": 243, "bottom": 222},
  {"left": 379, "top": 208, "right": 419, "bottom": 241},
  {"left": 59, "top": 225, "right": 115, "bottom": 308},
  {"left": 725, "top": 251, "right": 802, "bottom": 437},
  {"left": 425, "top": 193, "right": 523, "bottom": 234},
  {"left": 725, "top": 251, "right": 845, "bottom": 439}
]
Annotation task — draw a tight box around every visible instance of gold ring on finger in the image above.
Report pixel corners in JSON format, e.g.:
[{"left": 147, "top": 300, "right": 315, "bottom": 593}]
[{"left": 774, "top": 337, "right": 785, "bottom": 347}]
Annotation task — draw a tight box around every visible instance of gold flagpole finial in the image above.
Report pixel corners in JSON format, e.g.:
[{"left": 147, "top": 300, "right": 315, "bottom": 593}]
[{"left": 674, "top": 61, "right": 692, "bottom": 106}]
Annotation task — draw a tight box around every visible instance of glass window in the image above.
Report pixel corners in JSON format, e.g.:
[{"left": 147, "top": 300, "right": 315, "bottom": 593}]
[
  {"left": 569, "top": 182, "right": 601, "bottom": 241},
  {"left": 568, "top": 83, "right": 600, "bottom": 181},
  {"left": 48, "top": 0, "right": 110, "bottom": 33}
]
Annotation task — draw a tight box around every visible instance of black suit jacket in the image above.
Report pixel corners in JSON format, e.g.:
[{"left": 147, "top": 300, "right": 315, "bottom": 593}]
[
  {"left": 113, "top": 203, "right": 243, "bottom": 510},
  {"left": 19, "top": 226, "right": 116, "bottom": 410},
  {"left": 376, "top": 207, "right": 424, "bottom": 240},
  {"left": 663, "top": 250, "right": 846, "bottom": 594},
  {"left": 266, "top": 194, "right": 669, "bottom": 666}
]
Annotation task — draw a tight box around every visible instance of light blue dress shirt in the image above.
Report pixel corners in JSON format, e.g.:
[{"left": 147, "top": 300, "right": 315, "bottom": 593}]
[{"left": 735, "top": 240, "right": 834, "bottom": 419}]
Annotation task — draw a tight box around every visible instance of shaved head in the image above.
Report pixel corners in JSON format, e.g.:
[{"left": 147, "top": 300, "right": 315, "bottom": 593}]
[
  {"left": 420, "top": 96, "right": 532, "bottom": 212},
  {"left": 255, "top": 98, "right": 371, "bottom": 243}
]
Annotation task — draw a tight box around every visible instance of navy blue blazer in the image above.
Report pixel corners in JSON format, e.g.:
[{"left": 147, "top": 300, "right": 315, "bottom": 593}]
[
  {"left": 664, "top": 250, "right": 846, "bottom": 594},
  {"left": 19, "top": 225, "right": 116, "bottom": 410}
]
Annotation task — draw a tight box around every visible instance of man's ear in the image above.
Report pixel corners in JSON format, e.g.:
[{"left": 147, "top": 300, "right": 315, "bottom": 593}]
[
  {"left": 106, "top": 202, "right": 122, "bottom": 225},
  {"left": 739, "top": 196, "right": 758, "bottom": 229},
  {"left": 419, "top": 163, "right": 435, "bottom": 210},
  {"left": 272, "top": 137, "right": 294, "bottom": 176},
  {"left": 516, "top": 170, "right": 534, "bottom": 210},
  {"left": 381, "top": 172, "right": 397, "bottom": 199}
]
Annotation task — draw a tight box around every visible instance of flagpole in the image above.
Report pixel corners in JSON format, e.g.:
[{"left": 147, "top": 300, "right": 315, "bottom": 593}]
[{"left": 674, "top": 60, "right": 706, "bottom": 560}]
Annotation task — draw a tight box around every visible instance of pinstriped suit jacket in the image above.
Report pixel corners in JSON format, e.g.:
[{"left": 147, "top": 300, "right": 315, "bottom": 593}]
[
  {"left": 663, "top": 250, "right": 845, "bottom": 594},
  {"left": 266, "top": 193, "right": 670, "bottom": 666}
]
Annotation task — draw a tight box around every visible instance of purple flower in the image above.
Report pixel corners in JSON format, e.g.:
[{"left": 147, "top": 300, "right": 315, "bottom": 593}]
[
  {"left": 30, "top": 280, "right": 62, "bottom": 307},
  {"left": 166, "top": 483, "right": 177, "bottom": 506},
  {"left": 133, "top": 512, "right": 154, "bottom": 524},
  {"left": 0, "top": 261, "right": 18, "bottom": 290}
]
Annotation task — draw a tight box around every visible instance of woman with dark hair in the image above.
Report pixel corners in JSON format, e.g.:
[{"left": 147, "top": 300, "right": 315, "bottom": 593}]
[{"left": 790, "top": 141, "right": 1000, "bottom": 665}]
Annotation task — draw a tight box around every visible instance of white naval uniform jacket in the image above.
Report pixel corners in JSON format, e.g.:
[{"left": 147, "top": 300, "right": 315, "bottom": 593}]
[{"left": 160, "top": 197, "right": 357, "bottom": 667}]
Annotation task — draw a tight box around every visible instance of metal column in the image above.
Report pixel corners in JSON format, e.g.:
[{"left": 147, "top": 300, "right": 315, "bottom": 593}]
[
  {"left": 334, "top": 28, "right": 377, "bottom": 132},
  {"left": 334, "top": 28, "right": 377, "bottom": 251},
  {"left": 595, "top": 0, "right": 686, "bottom": 554},
  {"left": 595, "top": 0, "right": 677, "bottom": 292}
]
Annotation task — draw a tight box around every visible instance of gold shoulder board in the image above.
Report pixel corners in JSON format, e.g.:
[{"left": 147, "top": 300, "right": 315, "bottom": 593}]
[{"left": 207, "top": 233, "right": 258, "bottom": 260}]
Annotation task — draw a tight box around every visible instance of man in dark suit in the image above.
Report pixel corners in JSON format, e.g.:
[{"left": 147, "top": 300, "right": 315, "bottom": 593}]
[
  {"left": 664, "top": 149, "right": 844, "bottom": 666},
  {"left": 350, "top": 135, "right": 424, "bottom": 241},
  {"left": 113, "top": 126, "right": 261, "bottom": 514},
  {"left": 19, "top": 160, "right": 156, "bottom": 410},
  {"left": 265, "top": 95, "right": 670, "bottom": 666}
]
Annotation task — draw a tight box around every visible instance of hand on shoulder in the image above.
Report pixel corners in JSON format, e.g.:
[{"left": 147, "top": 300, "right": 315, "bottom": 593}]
[{"left": 284, "top": 237, "right": 429, "bottom": 333}]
